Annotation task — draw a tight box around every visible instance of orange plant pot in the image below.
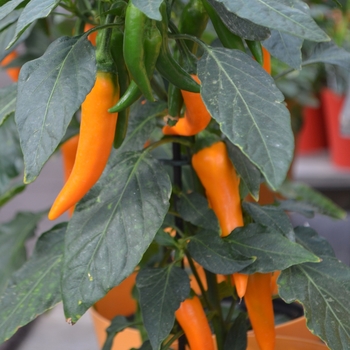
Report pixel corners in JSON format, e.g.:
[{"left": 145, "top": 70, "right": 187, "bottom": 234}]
[
  {"left": 247, "top": 334, "right": 328, "bottom": 350},
  {"left": 321, "top": 88, "right": 350, "bottom": 168},
  {"left": 91, "top": 308, "right": 327, "bottom": 350},
  {"left": 92, "top": 295, "right": 327, "bottom": 350},
  {"left": 90, "top": 272, "right": 324, "bottom": 349},
  {"left": 90, "top": 272, "right": 138, "bottom": 349},
  {"left": 90, "top": 307, "right": 142, "bottom": 350},
  {"left": 274, "top": 316, "right": 321, "bottom": 343},
  {"left": 296, "top": 105, "right": 328, "bottom": 155}
]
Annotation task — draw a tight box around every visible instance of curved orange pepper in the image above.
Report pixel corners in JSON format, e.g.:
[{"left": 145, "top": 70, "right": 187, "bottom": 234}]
[
  {"left": 48, "top": 71, "right": 119, "bottom": 220},
  {"left": 60, "top": 135, "right": 80, "bottom": 217},
  {"left": 1, "top": 51, "right": 20, "bottom": 81},
  {"left": 245, "top": 273, "right": 275, "bottom": 350},
  {"left": 84, "top": 23, "right": 98, "bottom": 46},
  {"left": 192, "top": 141, "right": 247, "bottom": 298},
  {"left": 162, "top": 75, "right": 211, "bottom": 136},
  {"left": 175, "top": 295, "right": 215, "bottom": 350}
]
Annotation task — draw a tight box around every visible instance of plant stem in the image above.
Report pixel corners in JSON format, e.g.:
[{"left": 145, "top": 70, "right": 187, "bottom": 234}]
[
  {"left": 172, "top": 142, "right": 187, "bottom": 350},
  {"left": 204, "top": 269, "right": 225, "bottom": 350},
  {"left": 169, "top": 33, "right": 207, "bottom": 51},
  {"left": 224, "top": 298, "right": 237, "bottom": 324},
  {"left": 161, "top": 329, "right": 185, "bottom": 350},
  {"left": 273, "top": 67, "right": 295, "bottom": 80},
  {"left": 145, "top": 137, "right": 193, "bottom": 152},
  {"left": 185, "top": 251, "right": 211, "bottom": 309}
]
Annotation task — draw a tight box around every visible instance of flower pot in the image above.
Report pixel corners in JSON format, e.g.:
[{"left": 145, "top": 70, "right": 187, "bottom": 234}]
[
  {"left": 296, "top": 105, "right": 328, "bottom": 155},
  {"left": 92, "top": 303, "right": 327, "bottom": 350},
  {"left": 321, "top": 88, "right": 350, "bottom": 168},
  {"left": 90, "top": 272, "right": 139, "bottom": 349},
  {"left": 90, "top": 306, "right": 142, "bottom": 350},
  {"left": 91, "top": 306, "right": 180, "bottom": 350},
  {"left": 247, "top": 334, "right": 328, "bottom": 349},
  {"left": 274, "top": 315, "right": 320, "bottom": 342}
]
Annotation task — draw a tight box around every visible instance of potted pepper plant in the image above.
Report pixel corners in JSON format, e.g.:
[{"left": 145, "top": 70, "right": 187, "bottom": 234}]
[{"left": 1, "top": 0, "right": 350, "bottom": 350}]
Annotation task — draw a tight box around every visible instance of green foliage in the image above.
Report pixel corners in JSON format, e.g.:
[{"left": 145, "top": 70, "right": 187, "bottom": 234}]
[
  {"left": 198, "top": 47, "right": 294, "bottom": 189},
  {"left": 136, "top": 266, "right": 190, "bottom": 350},
  {"left": 16, "top": 35, "right": 96, "bottom": 183},
  {"left": 0, "top": 1, "right": 350, "bottom": 349},
  {"left": 0, "top": 223, "right": 66, "bottom": 343}
]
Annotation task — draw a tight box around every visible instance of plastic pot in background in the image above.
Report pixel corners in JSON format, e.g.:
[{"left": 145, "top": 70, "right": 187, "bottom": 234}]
[
  {"left": 247, "top": 334, "right": 328, "bottom": 350},
  {"left": 90, "top": 272, "right": 139, "bottom": 350},
  {"left": 295, "top": 105, "right": 328, "bottom": 155},
  {"left": 90, "top": 307, "right": 141, "bottom": 350},
  {"left": 91, "top": 288, "right": 326, "bottom": 350},
  {"left": 91, "top": 306, "right": 327, "bottom": 350},
  {"left": 321, "top": 88, "right": 350, "bottom": 168}
]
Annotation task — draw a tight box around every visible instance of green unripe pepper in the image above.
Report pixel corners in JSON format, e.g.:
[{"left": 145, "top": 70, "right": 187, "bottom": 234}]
[
  {"left": 202, "top": 0, "right": 246, "bottom": 51},
  {"left": 109, "top": 20, "right": 162, "bottom": 114},
  {"left": 179, "top": 0, "right": 209, "bottom": 54},
  {"left": 155, "top": 2, "right": 200, "bottom": 93},
  {"left": 246, "top": 40, "right": 263, "bottom": 65},
  {"left": 123, "top": 3, "right": 155, "bottom": 101}
]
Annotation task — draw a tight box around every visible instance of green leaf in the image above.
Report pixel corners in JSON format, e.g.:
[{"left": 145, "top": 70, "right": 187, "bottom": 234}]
[
  {"left": 224, "top": 313, "right": 248, "bottom": 350},
  {"left": 263, "top": 30, "right": 303, "bottom": 70},
  {"left": 61, "top": 151, "right": 171, "bottom": 323},
  {"left": 0, "top": 211, "right": 44, "bottom": 296},
  {"left": 294, "top": 226, "right": 335, "bottom": 258},
  {"left": 0, "top": 0, "right": 25, "bottom": 22},
  {"left": 0, "top": 84, "right": 16, "bottom": 126},
  {"left": 242, "top": 202, "right": 295, "bottom": 241},
  {"left": 278, "top": 227, "right": 350, "bottom": 349},
  {"left": 154, "top": 229, "right": 177, "bottom": 248},
  {"left": 0, "top": 16, "right": 34, "bottom": 62},
  {"left": 303, "top": 40, "right": 350, "bottom": 69},
  {"left": 277, "top": 199, "right": 315, "bottom": 218},
  {"left": 0, "top": 223, "right": 66, "bottom": 343},
  {"left": 0, "top": 9, "right": 22, "bottom": 32},
  {"left": 198, "top": 47, "right": 294, "bottom": 189},
  {"left": 15, "top": 35, "right": 96, "bottom": 183},
  {"left": 8, "top": 0, "right": 60, "bottom": 48},
  {"left": 102, "top": 316, "right": 132, "bottom": 350},
  {"left": 136, "top": 267, "right": 190, "bottom": 350},
  {"left": 217, "top": 0, "right": 329, "bottom": 42},
  {"left": 187, "top": 229, "right": 255, "bottom": 274},
  {"left": 118, "top": 100, "right": 166, "bottom": 153},
  {"left": 226, "top": 141, "right": 261, "bottom": 199},
  {"left": 225, "top": 223, "right": 320, "bottom": 273},
  {"left": 278, "top": 180, "right": 347, "bottom": 219},
  {"left": 208, "top": 0, "right": 270, "bottom": 41},
  {"left": 0, "top": 114, "right": 24, "bottom": 197},
  {"left": 262, "top": 0, "right": 306, "bottom": 69},
  {"left": 0, "top": 180, "right": 26, "bottom": 207},
  {"left": 279, "top": 257, "right": 350, "bottom": 350},
  {"left": 178, "top": 192, "right": 219, "bottom": 232},
  {"left": 131, "top": 0, "right": 163, "bottom": 21},
  {"left": 136, "top": 341, "right": 152, "bottom": 350}
]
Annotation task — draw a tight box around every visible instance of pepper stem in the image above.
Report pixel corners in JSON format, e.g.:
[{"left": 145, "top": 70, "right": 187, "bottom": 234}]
[{"left": 95, "top": 9, "right": 116, "bottom": 73}]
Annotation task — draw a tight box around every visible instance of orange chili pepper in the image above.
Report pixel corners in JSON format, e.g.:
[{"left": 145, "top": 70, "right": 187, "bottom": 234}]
[
  {"left": 1, "top": 51, "right": 20, "bottom": 81},
  {"left": 262, "top": 47, "right": 271, "bottom": 75},
  {"left": 245, "top": 273, "right": 275, "bottom": 350},
  {"left": 48, "top": 71, "right": 119, "bottom": 220},
  {"left": 192, "top": 141, "right": 243, "bottom": 235},
  {"left": 270, "top": 270, "right": 280, "bottom": 296},
  {"left": 175, "top": 295, "right": 215, "bottom": 350},
  {"left": 84, "top": 23, "right": 97, "bottom": 46},
  {"left": 162, "top": 75, "right": 211, "bottom": 136},
  {"left": 192, "top": 141, "right": 247, "bottom": 298},
  {"left": 60, "top": 135, "right": 79, "bottom": 217}
]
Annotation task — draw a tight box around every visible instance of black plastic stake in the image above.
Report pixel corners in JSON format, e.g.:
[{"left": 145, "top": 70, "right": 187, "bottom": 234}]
[{"left": 172, "top": 142, "right": 186, "bottom": 350}]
